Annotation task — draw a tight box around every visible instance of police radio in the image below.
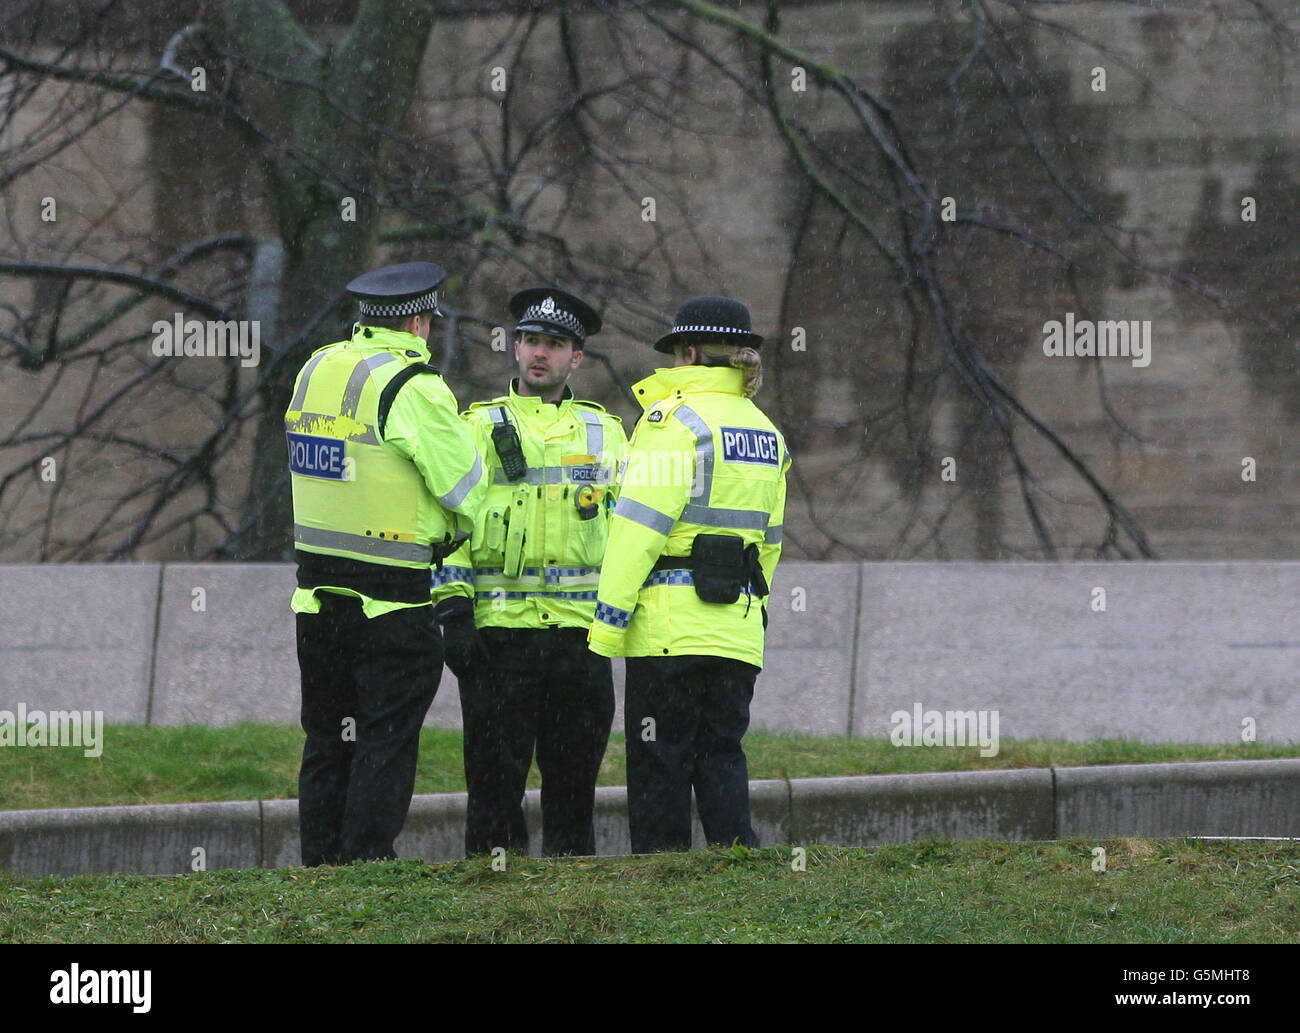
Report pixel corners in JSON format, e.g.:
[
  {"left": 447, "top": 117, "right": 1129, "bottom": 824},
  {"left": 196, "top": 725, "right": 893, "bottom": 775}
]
[{"left": 491, "top": 422, "right": 527, "bottom": 482}]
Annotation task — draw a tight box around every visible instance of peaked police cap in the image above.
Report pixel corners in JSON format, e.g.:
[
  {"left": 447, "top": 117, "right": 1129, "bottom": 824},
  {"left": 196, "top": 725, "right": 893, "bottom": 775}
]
[
  {"left": 654, "top": 295, "right": 764, "bottom": 353},
  {"left": 510, "top": 287, "right": 602, "bottom": 344},
  {"left": 347, "top": 261, "right": 447, "bottom": 318}
]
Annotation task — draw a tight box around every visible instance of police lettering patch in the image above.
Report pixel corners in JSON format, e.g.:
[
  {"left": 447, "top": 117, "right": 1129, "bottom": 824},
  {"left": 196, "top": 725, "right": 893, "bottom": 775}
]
[
  {"left": 720, "top": 427, "right": 779, "bottom": 465},
  {"left": 287, "top": 432, "right": 348, "bottom": 480},
  {"left": 567, "top": 465, "right": 607, "bottom": 484}
]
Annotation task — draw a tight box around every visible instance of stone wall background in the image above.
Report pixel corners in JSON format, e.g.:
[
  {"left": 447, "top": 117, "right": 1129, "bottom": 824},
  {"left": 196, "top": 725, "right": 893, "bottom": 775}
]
[{"left": 2, "top": 0, "right": 1297, "bottom": 562}]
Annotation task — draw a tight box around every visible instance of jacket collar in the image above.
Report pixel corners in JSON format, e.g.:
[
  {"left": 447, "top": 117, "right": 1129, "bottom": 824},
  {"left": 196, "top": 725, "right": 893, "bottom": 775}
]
[
  {"left": 630, "top": 365, "right": 744, "bottom": 411},
  {"left": 348, "top": 323, "right": 432, "bottom": 363},
  {"left": 508, "top": 377, "right": 574, "bottom": 416}
]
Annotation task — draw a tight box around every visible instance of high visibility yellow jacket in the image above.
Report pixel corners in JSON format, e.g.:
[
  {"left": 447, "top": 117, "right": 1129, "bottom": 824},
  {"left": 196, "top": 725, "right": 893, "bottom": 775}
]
[
  {"left": 587, "top": 365, "right": 790, "bottom": 667},
  {"left": 430, "top": 379, "right": 628, "bottom": 629},
  {"left": 285, "top": 324, "right": 488, "bottom": 617}
]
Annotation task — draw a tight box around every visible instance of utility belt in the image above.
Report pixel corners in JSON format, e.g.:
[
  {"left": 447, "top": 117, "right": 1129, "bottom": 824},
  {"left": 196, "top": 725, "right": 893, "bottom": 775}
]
[{"left": 650, "top": 533, "right": 769, "bottom": 604}]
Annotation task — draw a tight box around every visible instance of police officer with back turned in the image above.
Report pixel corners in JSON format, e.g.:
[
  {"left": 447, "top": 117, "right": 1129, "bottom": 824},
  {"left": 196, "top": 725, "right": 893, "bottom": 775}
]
[
  {"left": 286, "top": 261, "right": 488, "bottom": 866},
  {"left": 588, "top": 296, "right": 790, "bottom": 854},
  {"left": 432, "top": 287, "right": 626, "bottom": 856}
]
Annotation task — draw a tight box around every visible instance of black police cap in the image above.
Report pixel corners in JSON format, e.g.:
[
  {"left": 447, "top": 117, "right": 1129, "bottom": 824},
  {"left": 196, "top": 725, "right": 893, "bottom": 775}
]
[
  {"left": 510, "top": 287, "right": 602, "bottom": 344},
  {"left": 654, "top": 296, "right": 764, "bottom": 353},
  {"left": 347, "top": 261, "right": 447, "bottom": 318}
]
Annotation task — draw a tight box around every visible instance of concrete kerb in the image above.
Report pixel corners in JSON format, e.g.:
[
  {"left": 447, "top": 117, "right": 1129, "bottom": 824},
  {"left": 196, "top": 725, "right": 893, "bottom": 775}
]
[
  {"left": 789, "top": 768, "right": 1055, "bottom": 847},
  {"left": 1055, "top": 758, "right": 1300, "bottom": 838},
  {"left": 6, "top": 760, "right": 1299, "bottom": 876},
  {"left": 0, "top": 800, "right": 261, "bottom": 876}
]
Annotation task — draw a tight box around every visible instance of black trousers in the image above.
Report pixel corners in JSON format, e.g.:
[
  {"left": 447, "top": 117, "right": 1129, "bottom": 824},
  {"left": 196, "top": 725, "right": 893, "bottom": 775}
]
[
  {"left": 296, "top": 594, "right": 442, "bottom": 866},
  {"left": 624, "top": 655, "right": 760, "bottom": 854},
  {"left": 458, "top": 627, "right": 615, "bottom": 856}
]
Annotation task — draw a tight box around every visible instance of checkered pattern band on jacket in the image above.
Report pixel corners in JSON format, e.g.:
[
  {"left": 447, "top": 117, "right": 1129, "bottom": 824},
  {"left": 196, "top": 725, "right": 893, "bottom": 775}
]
[{"left": 594, "top": 600, "right": 632, "bottom": 628}]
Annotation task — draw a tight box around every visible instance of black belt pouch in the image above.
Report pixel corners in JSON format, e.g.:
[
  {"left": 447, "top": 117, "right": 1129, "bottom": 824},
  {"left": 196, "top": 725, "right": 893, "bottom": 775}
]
[{"left": 690, "top": 533, "right": 746, "bottom": 604}]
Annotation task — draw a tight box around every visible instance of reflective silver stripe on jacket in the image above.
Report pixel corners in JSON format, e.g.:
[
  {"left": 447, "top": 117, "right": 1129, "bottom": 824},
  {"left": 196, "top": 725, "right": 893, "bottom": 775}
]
[
  {"left": 613, "top": 497, "right": 677, "bottom": 535},
  {"left": 474, "top": 566, "right": 602, "bottom": 589},
  {"left": 577, "top": 409, "right": 603, "bottom": 460},
  {"left": 673, "top": 404, "right": 713, "bottom": 502},
  {"left": 493, "top": 466, "right": 557, "bottom": 485},
  {"left": 439, "top": 452, "right": 483, "bottom": 508},
  {"left": 294, "top": 525, "right": 433, "bottom": 563},
  {"left": 491, "top": 465, "right": 610, "bottom": 486},
  {"left": 672, "top": 403, "right": 771, "bottom": 530},
  {"left": 340, "top": 353, "right": 397, "bottom": 419},
  {"left": 765, "top": 524, "right": 783, "bottom": 544},
  {"left": 679, "top": 503, "right": 770, "bottom": 530},
  {"left": 288, "top": 349, "right": 331, "bottom": 412}
]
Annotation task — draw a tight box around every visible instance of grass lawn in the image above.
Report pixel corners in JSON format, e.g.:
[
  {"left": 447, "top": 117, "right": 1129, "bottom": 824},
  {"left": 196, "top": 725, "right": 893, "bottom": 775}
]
[
  {"left": 0, "top": 724, "right": 1294, "bottom": 811},
  {"left": 2, "top": 838, "right": 1297, "bottom": 943}
]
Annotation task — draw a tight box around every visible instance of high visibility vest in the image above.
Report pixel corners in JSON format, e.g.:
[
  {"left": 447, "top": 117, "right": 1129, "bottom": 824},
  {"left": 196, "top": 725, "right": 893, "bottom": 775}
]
[
  {"left": 430, "top": 380, "right": 627, "bottom": 629},
  {"left": 285, "top": 326, "right": 463, "bottom": 570},
  {"left": 588, "top": 365, "right": 790, "bottom": 668}
]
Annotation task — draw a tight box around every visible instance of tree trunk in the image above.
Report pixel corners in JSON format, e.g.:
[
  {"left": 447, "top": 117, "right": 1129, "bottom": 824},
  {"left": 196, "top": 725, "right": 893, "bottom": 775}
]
[{"left": 222, "top": 0, "right": 440, "bottom": 558}]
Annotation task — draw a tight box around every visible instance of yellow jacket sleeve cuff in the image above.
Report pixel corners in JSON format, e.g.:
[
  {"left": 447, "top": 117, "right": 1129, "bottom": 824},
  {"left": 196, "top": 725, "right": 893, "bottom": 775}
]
[{"left": 587, "top": 621, "right": 624, "bottom": 657}]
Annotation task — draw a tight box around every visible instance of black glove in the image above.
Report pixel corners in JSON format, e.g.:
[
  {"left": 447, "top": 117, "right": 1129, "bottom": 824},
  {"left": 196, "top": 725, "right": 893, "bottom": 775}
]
[{"left": 434, "top": 598, "right": 487, "bottom": 680}]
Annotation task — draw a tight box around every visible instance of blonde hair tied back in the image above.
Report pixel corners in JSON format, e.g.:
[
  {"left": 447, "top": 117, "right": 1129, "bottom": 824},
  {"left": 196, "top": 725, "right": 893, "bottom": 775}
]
[{"left": 692, "top": 341, "right": 763, "bottom": 397}]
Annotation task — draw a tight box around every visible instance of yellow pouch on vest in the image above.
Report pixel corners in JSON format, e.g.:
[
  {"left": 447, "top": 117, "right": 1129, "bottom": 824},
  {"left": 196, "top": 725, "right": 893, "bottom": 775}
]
[
  {"left": 483, "top": 507, "right": 506, "bottom": 553},
  {"left": 503, "top": 486, "right": 529, "bottom": 577}
]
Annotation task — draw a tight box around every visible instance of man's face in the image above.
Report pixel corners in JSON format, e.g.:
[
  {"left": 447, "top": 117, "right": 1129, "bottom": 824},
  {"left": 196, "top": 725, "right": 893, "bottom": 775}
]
[{"left": 515, "top": 331, "right": 581, "bottom": 392}]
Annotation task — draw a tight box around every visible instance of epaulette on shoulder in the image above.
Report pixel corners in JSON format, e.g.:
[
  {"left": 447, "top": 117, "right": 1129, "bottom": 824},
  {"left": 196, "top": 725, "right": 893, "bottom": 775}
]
[
  {"left": 465, "top": 396, "right": 509, "bottom": 415},
  {"left": 640, "top": 395, "right": 687, "bottom": 428},
  {"left": 574, "top": 399, "right": 622, "bottom": 424}
]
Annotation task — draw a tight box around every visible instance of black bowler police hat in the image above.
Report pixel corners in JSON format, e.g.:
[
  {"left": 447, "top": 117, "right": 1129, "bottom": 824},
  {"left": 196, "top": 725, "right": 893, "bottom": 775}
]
[
  {"left": 510, "top": 287, "right": 602, "bottom": 345},
  {"left": 654, "top": 296, "right": 764, "bottom": 353},
  {"left": 347, "top": 261, "right": 447, "bottom": 318}
]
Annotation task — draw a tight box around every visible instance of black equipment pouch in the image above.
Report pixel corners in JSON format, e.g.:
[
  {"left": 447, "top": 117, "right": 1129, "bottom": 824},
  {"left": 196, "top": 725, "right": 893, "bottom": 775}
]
[
  {"left": 690, "top": 533, "right": 746, "bottom": 604},
  {"left": 491, "top": 421, "right": 527, "bottom": 482},
  {"left": 744, "top": 543, "right": 770, "bottom": 597}
]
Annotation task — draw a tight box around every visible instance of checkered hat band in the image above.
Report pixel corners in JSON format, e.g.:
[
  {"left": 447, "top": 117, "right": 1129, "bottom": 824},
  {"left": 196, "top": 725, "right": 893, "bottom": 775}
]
[
  {"left": 672, "top": 324, "right": 749, "bottom": 335},
  {"left": 357, "top": 288, "right": 440, "bottom": 318},
  {"left": 519, "top": 304, "right": 584, "bottom": 337}
]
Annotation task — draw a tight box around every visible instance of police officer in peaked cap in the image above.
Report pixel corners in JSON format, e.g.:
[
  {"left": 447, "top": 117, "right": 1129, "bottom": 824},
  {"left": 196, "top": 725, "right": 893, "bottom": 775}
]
[
  {"left": 432, "top": 286, "right": 627, "bottom": 856},
  {"left": 589, "top": 296, "right": 791, "bottom": 853},
  {"left": 286, "top": 260, "right": 489, "bottom": 865}
]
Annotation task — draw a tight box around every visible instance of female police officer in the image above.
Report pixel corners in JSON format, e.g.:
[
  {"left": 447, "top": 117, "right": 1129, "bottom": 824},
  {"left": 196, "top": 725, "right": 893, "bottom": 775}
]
[{"left": 588, "top": 296, "right": 790, "bottom": 853}]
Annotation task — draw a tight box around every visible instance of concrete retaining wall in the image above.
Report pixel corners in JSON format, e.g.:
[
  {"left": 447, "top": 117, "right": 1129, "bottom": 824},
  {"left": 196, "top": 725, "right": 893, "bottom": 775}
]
[
  {"left": 1, "top": 561, "right": 1297, "bottom": 741},
  {"left": 4, "top": 759, "right": 1298, "bottom": 876},
  {"left": 0, "top": 801, "right": 262, "bottom": 876},
  {"left": 1055, "top": 758, "right": 1300, "bottom": 837}
]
